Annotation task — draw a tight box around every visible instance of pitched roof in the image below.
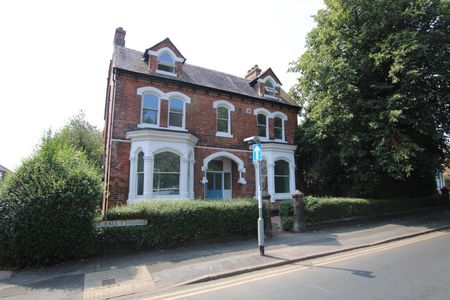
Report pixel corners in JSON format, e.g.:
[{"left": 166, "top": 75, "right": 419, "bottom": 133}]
[
  {"left": 0, "top": 164, "right": 10, "bottom": 173},
  {"left": 113, "top": 46, "right": 299, "bottom": 107}
]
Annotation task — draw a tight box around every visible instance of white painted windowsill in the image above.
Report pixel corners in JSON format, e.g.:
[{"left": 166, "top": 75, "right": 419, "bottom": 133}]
[
  {"left": 215, "top": 132, "right": 233, "bottom": 138},
  {"left": 156, "top": 69, "right": 178, "bottom": 77}
]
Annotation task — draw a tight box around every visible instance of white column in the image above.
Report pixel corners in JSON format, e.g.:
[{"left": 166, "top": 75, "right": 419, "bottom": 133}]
[
  {"left": 180, "top": 156, "right": 189, "bottom": 198},
  {"left": 267, "top": 161, "right": 275, "bottom": 202},
  {"left": 289, "top": 162, "right": 296, "bottom": 194},
  {"left": 128, "top": 156, "right": 137, "bottom": 203},
  {"left": 143, "top": 155, "right": 153, "bottom": 199},
  {"left": 189, "top": 158, "right": 195, "bottom": 199}
]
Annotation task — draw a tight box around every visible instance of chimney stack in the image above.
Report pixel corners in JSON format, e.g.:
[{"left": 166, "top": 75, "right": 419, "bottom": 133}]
[
  {"left": 245, "top": 64, "right": 261, "bottom": 80},
  {"left": 113, "top": 27, "right": 126, "bottom": 46}
]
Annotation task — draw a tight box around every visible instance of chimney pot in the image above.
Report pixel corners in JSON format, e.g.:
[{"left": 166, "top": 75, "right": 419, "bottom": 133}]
[{"left": 245, "top": 64, "right": 262, "bottom": 80}]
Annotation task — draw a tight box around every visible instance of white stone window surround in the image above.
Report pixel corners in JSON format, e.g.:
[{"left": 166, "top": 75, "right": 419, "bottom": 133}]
[
  {"left": 126, "top": 129, "right": 198, "bottom": 203},
  {"left": 213, "top": 100, "right": 235, "bottom": 138},
  {"left": 138, "top": 87, "right": 163, "bottom": 128},
  {"left": 137, "top": 87, "right": 191, "bottom": 131},
  {"left": 254, "top": 108, "right": 271, "bottom": 141},
  {"left": 253, "top": 143, "right": 297, "bottom": 202},
  {"left": 167, "top": 92, "right": 191, "bottom": 130},
  {"left": 257, "top": 75, "right": 281, "bottom": 100},
  {"left": 201, "top": 151, "right": 247, "bottom": 185},
  {"left": 272, "top": 112, "right": 287, "bottom": 142},
  {"left": 253, "top": 108, "right": 288, "bottom": 143},
  {"left": 147, "top": 47, "right": 184, "bottom": 77}
]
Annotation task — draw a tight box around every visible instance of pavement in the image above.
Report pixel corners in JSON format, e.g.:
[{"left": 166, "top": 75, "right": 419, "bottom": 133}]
[{"left": 0, "top": 209, "right": 449, "bottom": 300}]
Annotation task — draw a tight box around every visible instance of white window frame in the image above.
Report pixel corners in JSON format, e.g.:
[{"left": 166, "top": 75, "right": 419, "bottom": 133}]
[
  {"left": 166, "top": 92, "right": 191, "bottom": 131},
  {"left": 213, "top": 100, "right": 235, "bottom": 138},
  {"left": 258, "top": 76, "right": 281, "bottom": 100},
  {"left": 136, "top": 151, "right": 145, "bottom": 196},
  {"left": 156, "top": 51, "right": 177, "bottom": 77},
  {"left": 254, "top": 108, "right": 271, "bottom": 140},
  {"left": 140, "top": 93, "right": 161, "bottom": 128},
  {"left": 273, "top": 112, "right": 287, "bottom": 142},
  {"left": 152, "top": 151, "right": 181, "bottom": 197},
  {"left": 168, "top": 98, "right": 185, "bottom": 129},
  {"left": 274, "top": 159, "right": 290, "bottom": 194}
]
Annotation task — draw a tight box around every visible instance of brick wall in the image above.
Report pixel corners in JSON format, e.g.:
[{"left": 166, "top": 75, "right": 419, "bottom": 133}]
[{"left": 104, "top": 71, "right": 298, "bottom": 206}]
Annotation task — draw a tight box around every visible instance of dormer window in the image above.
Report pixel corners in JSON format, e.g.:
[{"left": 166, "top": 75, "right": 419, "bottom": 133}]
[
  {"left": 157, "top": 52, "right": 176, "bottom": 74},
  {"left": 264, "top": 79, "right": 277, "bottom": 98}
]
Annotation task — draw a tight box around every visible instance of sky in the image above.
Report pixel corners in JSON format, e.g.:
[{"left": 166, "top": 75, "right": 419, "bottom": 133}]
[{"left": 0, "top": 0, "right": 325, "bottom": 170}]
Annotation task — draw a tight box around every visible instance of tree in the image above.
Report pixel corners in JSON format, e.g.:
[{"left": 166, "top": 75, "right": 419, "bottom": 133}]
[
  {"left": 0, "top": 138, "right": 102, "bottom": 266},
  {"left": 54, "top": 111, "right": 103, "bottom": 169},
  {"left": 291, "top": 0, "right": 449, "bottom": 197}
]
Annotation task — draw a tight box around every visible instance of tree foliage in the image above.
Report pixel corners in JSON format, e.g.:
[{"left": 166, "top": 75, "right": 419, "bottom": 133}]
[
  {"left": 53, "top": 111, "right": 103, "bottom": 169},
  {"left": 0, "top": 137, "right": 102, "bottom": 267},
  {"left": 291, "top": 0, "right": 449, "bottom": 197}
]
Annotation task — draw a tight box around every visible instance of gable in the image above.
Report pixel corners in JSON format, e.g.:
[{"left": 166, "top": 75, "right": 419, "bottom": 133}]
[{"left": 143, "top": 38, "right": 185, "bottom": 62}]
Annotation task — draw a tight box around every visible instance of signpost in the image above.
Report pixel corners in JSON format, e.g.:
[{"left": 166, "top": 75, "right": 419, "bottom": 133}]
[{"left": 252, "top": 143, "right": 265, "bottom": 256}]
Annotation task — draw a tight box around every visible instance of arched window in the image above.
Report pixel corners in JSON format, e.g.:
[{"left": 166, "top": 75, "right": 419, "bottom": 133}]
[
  {"left": 275, "top": 160, "right": 290, "bottom": 193},
  {"left": 264, "top": 79, "right": 277, "bottom": 98},
  {"left": 169, "top": 98, "right": 184, "bottom": 128},
  {"left": 136, "top": 152, "right": 144, "bottom": 196},
  {"left": 213, "top": 100, "right": 235, "bottom": 137},
  {"left": 217, "top": 106, "right": 230, "bottom": 133},
  {"left": 257, "top": 113, "right": 268, "bottom": 138},
  {"left": 274, "top": 117, "right": 283, "bottom": 140},
  {"left": 157, "top": 52, "right": 175, "bottom": 73},
  {"left": 153, "top": 152, "right": 180, "bottom": 196},
  {"left": 142, "top": 93, "right": 159, "bottom": 125}
]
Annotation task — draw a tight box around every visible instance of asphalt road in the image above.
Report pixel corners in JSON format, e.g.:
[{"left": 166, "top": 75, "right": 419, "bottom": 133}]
[{"left": 148, "top": 229, "right": 450, "bottom": 300}]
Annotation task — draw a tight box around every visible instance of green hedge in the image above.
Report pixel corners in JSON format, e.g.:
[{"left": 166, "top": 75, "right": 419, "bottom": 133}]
[
  {"left": 0, "top": 138, "right": 102, "bottom": 267},
  {"left": 97, "top": 199, "right": 259, "bottom": 251},
  {"left": 280, "top": 195, "right": 445, "bottom": 231}
]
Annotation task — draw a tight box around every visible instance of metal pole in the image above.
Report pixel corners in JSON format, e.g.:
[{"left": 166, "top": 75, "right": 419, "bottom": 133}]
[{"left": 256, "top": 151, "right": 265, "bottom": 256}]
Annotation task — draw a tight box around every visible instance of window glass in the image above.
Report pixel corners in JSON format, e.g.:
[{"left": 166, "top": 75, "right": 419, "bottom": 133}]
[
  {"left": 169, "top": 98, "right": 183, "bottom": 127},
  {"left": 153, "top": 152, "right": 180, "bottom": 195},
  {"left": 264, "top": 79, "right": 276, "bottom": 97},
  {"left": 274, "top": 117, "right": 283, "bottom": 140},
  {"left": 217, "top": 107, "right": 229, "bottom": 133},
  {"left": 158, "top": 52, "right": 175, "bottom": 73},
  {"left": 275, "top": 160, "right": 290, "bottom": 193},
  {"left": 137, "top": 152, "right": 144, "bottom": 196},
  {"left": 159, "top": 52, "right": 174, "bottom": 63},
  {"left": 142, "top": 94, "right": 158, "bottom": 124},
  {"left": 257, "top": 114, "right": 267, "bottom": 137},
  {"left": 208, "top": 160, "right": 223, "bottom": 171}
]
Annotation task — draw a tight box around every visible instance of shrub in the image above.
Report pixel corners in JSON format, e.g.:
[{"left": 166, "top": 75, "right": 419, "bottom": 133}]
[
  {"left": 281, "top": 217, "right": 294, "bottom": 232},
  {"left": 97, "top": 199, "right": 259, "bottom": 251},
  {"left": 0, "top": 138, "right": 102, "bottom": 267},
  {"left": 279, "top": 195, "right": 445, "bottom": 231}
]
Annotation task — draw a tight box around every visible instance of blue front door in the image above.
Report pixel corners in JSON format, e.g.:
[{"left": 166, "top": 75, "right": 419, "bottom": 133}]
[{"left": 207, "top": 172, "right": 223, "bottom": 199}]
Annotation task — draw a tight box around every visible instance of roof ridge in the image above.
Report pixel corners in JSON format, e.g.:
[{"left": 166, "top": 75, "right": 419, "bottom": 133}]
[{"left": 185, "top": 63, "right": 250, "bottom": 82}]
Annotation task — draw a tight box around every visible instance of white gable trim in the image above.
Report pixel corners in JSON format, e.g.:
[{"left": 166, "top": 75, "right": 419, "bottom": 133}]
[
  {"left": 147, "top": 47, "right": 185, "bottom": 63},
  {"left": 257, "top": 75, "right": 282, "bottom": 87}
]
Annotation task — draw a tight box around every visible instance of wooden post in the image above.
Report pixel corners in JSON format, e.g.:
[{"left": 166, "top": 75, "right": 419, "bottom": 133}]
[{"left": 292, "top": 190, "right": 306, "bottom": 232}]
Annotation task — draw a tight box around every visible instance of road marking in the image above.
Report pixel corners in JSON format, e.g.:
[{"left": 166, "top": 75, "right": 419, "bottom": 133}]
[{"left": 144, "top": 230, "right": 449, "bottom": 300}]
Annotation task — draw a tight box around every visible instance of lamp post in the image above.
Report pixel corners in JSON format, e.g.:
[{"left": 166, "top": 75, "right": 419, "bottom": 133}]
[{"left": 244, "top": 136, "right": 265, "bottom": 256}]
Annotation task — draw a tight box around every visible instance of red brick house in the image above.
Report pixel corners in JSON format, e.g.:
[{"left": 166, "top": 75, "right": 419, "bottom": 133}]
[{"left": 102, "top": 27, "right": 300, "bottom": 209}]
